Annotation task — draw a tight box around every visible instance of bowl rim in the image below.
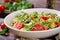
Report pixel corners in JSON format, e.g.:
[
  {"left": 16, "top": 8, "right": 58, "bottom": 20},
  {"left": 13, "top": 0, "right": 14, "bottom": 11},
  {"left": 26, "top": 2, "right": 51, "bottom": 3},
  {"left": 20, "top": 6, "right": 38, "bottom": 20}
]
[{"left": 4, "top": 8, "right": 60, "bottom": 33}]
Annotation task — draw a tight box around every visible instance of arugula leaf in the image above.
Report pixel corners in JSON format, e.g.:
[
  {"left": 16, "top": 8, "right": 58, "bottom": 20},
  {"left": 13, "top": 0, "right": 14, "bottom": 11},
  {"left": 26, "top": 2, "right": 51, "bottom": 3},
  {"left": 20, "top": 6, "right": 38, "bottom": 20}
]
[
  {"left": 4, "top": 3, "right": 12, "bottom": 10},
  {"left": 0, "top": 27, "right": 8, "bottom": 35},
  {"left": 42, "top": 21, "right": 51, "bottom": 26}
]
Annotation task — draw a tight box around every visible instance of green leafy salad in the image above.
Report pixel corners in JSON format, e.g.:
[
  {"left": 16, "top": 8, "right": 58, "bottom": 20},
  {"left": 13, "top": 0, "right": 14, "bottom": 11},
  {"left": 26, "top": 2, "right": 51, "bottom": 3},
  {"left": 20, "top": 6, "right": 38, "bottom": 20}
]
[{"left": 11, "top": 12, "right": 60, "bottom": 31}]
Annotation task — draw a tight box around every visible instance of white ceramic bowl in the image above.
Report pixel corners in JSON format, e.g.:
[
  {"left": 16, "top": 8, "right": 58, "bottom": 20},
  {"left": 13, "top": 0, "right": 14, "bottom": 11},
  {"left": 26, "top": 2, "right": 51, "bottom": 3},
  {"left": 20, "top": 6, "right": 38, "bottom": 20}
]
[{"left": 4, "top": 8, "right": 60, "bottom": 38}]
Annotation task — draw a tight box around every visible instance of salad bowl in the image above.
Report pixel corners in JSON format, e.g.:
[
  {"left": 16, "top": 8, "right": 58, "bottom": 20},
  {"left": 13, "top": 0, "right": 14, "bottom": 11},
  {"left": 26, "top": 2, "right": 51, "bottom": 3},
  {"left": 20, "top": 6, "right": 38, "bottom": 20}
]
[{"left": 4, "top": 8, "right": 60, "bottom": 38}]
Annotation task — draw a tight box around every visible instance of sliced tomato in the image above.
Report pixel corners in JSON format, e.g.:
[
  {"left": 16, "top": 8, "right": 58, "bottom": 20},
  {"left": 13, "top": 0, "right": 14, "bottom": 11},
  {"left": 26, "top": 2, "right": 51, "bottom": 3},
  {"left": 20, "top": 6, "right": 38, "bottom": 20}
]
[
  {"left": 54, "top": 22, "right": 60, "bottom": 27},
  {"left": 13, "top": 21, "right": 24, "bottom": 30},
  {"left": 32, "top": 27, "right": 36, "bottom": 31},
  {"left": 32, "top": 24, "right": 45, "bottom": 31},
  {"left": 38, "top": 26, "right": 45, "bottom": 30},
  {"left": 32, "top": 24, "right": 40, "bottom": 31},
  {"left": 41, "top": 16, "right": 49, "bottom": 20},
  {"left": 34, "top": 24, "right": 40, "bottom": 28}
]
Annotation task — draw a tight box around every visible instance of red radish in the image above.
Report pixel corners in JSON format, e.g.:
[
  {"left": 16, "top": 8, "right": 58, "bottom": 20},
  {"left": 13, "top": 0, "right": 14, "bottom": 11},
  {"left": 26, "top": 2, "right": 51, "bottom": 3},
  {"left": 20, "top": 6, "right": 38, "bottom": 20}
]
[
  {"left": 1, "top": 23, "right": 6, "bottom": 29},
  {"left": 0, "top": 5, "right": 5, "bottom": 12}
]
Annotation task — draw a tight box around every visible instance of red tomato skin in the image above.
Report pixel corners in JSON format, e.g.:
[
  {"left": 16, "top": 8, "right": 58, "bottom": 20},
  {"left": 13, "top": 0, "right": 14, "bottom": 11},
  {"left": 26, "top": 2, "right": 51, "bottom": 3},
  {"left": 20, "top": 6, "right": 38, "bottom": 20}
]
[
  {"left": 39, "top": 26, "right": 45, "bottom": 30},
  {"left": 34, "top": 24, "right": 40, "bottom": 28},
  {"left": 32, "top": 24, "right": 45, "bottom": 31},
  {"left": 55, "top": 22, "right": 59, "bottom": 25},
  {"left": 0, "top": 5, "right": 5, "bottom": 12},
  {"left": 4, "top": 0, "right": 9, "bottom": 3},
  {"left": 16, "top": 22, "right": 24, "bottom": 30},
  {"left": 34, "top": 24, "right": 45, "bottom": 30},
  {"left": 41, "top": 16, "right": 49, "bottom": 20},
  {"left": 1, "top": 23, "right": 6, "bottom": 29},
  {"left": 54, "top": 22, "right": 60, "bottom": 27},
  {"left": 32, "top": 24, "right": 40, "bottom": 31},
  {"left": 17, "top": 24, "right": 24, "bottom": 30}
]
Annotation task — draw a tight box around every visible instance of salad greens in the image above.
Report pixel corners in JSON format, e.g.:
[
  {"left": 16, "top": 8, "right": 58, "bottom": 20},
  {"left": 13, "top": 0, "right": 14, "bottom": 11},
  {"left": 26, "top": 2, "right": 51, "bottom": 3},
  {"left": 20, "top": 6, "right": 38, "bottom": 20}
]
[
  {"left": 11, "top": 12, "right": 60, "bottom": 31},
  {"left": 0, "top": 27, "right": 8, "bottom": 35},
  {"left": 0, "top": 23, "right": 8, "bottom": 35},
  {"left": 3, "top": 0, "right": 33, "bottom": 12}
]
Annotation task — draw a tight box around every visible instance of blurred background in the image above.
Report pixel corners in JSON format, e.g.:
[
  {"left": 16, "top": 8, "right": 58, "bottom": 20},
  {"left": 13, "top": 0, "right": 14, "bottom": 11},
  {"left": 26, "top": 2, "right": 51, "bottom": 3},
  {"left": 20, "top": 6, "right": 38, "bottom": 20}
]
[
  {"left": 27, "top": 0, "right": 60, "bottom": 10},
  {"left": 0, "top": 0, "right": 60, "bottom": 12}
]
